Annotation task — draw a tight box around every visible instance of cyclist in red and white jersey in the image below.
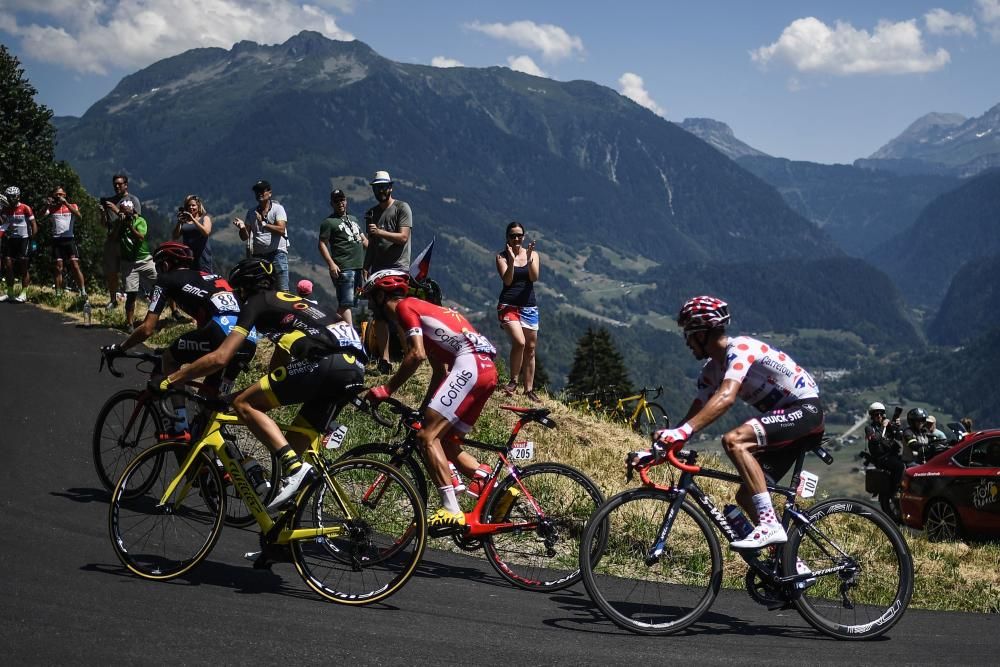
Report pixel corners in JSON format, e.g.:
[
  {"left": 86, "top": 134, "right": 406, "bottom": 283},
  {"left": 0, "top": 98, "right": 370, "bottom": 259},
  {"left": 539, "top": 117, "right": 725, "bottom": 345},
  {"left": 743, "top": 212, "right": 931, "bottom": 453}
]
[
  {"left": 651, "top": 296, "right": 824, "bottom": 550},
  {"left": 362, "top": 269, "right": 498, "bottom": 532},
  {"left": 1, "top": 186, "right": 37, "bottom": 303}
]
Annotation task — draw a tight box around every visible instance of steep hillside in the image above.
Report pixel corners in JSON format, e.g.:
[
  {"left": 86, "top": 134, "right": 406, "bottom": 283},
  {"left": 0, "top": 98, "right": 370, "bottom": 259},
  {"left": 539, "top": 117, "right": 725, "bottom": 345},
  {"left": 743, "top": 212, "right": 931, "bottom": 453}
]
[{"left": 927, "top": 253, "right": 1000, "bottom": 346}]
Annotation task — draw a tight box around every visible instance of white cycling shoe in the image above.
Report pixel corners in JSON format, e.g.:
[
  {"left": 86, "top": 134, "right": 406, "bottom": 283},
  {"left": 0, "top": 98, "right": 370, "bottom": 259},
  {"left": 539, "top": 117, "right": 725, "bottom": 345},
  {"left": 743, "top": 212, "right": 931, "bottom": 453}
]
[
  {"left": 265, "top": 463, "right": 315, "bottom": 512},
  {"left": 730, "top": 522, "right": 787, "bottom": 550}
]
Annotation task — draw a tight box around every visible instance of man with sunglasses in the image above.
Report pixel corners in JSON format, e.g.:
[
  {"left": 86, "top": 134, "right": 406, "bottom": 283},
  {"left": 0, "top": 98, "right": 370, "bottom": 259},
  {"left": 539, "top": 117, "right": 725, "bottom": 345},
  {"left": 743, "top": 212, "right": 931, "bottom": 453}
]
[
  {"left": 233, "top": 180, "right": 289, "bottom": 291},
  {"left": 362, "top": 170, "right": 412, "bottom": 375},
  {"left": 99, "top": 174, "right": 141, "bottom": 309}
]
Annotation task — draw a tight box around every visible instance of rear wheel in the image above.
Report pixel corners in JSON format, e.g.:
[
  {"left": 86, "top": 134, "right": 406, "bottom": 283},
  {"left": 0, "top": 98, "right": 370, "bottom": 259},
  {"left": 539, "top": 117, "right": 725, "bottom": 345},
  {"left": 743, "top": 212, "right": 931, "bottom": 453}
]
[
  {"left": 925, "top": 499, "right": 962, "bottom": 542},
  {"left": 93, "top": 389, "right": 164, "bottom": 493},
  {"left": 482, "top": 462, "right": 605, "bottom": 592},
  {"left": 292, "top": 458, "right": 426, "bottom": 605},
  {"left": 109, "top": 442, "right": 224, "bottom": 579},
  {"left": 633, "top": 402, "right": 669, "bottom": 437},
  {"left": 580, "top": 489, "right": 722, "bottom": 635},
  {"left": 787, "top": 498, "right": 913, "bottom": 640}
]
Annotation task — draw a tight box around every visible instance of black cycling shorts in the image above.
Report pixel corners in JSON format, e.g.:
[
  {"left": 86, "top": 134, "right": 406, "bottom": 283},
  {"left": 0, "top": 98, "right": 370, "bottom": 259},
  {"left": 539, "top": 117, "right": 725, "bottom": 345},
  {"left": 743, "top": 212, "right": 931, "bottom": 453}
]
[
  {"left": 2, "top": 237, "right": 30, "bottom": 259},
  {"left": 260, "top": 352, "right": 365, "bottom": 430},
  {"left": 748, "top": 398, "right": 825, "bottom": 483},
  {"left": 51, "top": 237, "right": 79, "bottom": 262},
  {"left": 169, "top": 319, "right": 256, "bottom": 383}
]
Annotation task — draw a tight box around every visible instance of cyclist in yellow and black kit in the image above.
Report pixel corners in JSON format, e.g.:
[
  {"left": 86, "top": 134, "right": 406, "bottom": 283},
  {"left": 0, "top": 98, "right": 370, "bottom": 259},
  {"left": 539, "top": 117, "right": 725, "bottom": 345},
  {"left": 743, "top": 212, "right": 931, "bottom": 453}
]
[{"left": 154, "top": 257, "right": 367, "bottom": 510}]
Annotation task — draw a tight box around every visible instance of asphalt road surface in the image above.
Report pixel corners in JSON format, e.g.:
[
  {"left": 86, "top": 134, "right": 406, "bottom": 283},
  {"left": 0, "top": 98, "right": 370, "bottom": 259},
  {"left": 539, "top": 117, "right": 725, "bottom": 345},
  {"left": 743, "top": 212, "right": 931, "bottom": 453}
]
[{"left": 2, "top": 305, "right": 996, "bottom": 664}]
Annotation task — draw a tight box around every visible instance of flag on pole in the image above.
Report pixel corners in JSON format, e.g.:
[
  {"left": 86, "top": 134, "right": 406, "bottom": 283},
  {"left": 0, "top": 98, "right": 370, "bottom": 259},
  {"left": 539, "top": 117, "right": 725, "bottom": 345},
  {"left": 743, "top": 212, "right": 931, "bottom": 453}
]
[{"left": 409, "top": 237, "right": 435, "bottom": 282}]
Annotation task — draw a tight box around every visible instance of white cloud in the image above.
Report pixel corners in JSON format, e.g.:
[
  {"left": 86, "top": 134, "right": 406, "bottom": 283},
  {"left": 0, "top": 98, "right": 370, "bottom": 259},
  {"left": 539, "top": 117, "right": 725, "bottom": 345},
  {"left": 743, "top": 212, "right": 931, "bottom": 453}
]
[
  {"left": 977, "top": 0, "right": 1000, "bottom": 39},
  {"left": 0, "top": 0, "right": 354, "bottom": 75},
  {"left": 431, "top": 56, "right": 464, "bottom": 68},
  {"left": 925, "top": 8, "right": 976, "bottom": 36},
  {"left": 467, "top": 20, "right": 583, "bottom": 60},
  {"left": 506, "top": 55, "right": 547, "bottom": 77},
  {"left": 617, "top": 72, "right": 664, "bottom": 116},
  {"left": 751, "top": 17, "right": 950, "bottom": 75}
]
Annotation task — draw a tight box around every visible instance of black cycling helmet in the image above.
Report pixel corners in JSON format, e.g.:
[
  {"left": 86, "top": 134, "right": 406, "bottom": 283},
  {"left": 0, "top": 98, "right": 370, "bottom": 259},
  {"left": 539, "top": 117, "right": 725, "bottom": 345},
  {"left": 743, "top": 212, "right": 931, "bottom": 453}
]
[
  {"left": 228, "top": 258, "right": 276, "bottom": 292},
  {"left": 907, "top": 407, "right": 928, "bottom": 429},
  {"left": 152, "top": 241, "right": 194, "bottom": 269}
]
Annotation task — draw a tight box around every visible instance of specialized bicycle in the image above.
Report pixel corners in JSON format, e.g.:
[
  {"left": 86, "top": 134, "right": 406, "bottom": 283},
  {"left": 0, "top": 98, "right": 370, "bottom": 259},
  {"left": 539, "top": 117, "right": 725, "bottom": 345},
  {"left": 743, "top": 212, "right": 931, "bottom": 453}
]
[
  {"left": 567, "top": 386, "right": 669, "bottom": 437},
  {"left": 579, "top": 433, "right": 914, "bottom": 639},
  {"left": 343, "top": 397, "right": 607, "bottom": 592},
  {"left": 108, "top": 386, "right": 427, "bottom": 605},
  {"left": 94, "top": 349, "right": 276, "bottom": 525}
]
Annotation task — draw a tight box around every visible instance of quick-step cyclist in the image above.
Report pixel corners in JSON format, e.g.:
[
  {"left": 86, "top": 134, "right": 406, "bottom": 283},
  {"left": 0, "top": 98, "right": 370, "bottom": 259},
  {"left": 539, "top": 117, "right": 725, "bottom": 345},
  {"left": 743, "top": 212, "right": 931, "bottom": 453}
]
[
  {"left": 650, "top": 296, "right": 824, "bottom": 550},
  {"left": 361, "top": 269, "right": 498, "bottom": 533},
  {"left": 103, "top": 241, "right": 258, "bottom": 438},
  {"left": 153, "top": 258, "right": 367, "bottom": 511}
]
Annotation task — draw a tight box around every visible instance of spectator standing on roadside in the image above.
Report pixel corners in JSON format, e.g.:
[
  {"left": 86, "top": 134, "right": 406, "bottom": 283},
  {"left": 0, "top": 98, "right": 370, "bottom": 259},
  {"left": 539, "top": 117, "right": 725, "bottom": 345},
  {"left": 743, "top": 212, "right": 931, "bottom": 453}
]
[
  {"left": 363, "top": 171, "right": 412, "bottom": 375},
  {"left": 39, "top": 186, "right": 86, "bottom": 299},
  {"left": 318, "top": 189, "right": 366, "bottom": 326},
  {"left": 172, "top": 194, "right": 213, "bottom": 272},
  {"left": 118, "top": 199, "right": 157, "bottom": 329},
  {"left": 495, "top": 221, "right": 541, "bottom": 403},
  {"left": 925, "top": 415, "right": 947, "bottom": 443},
  {"left": 233, "top": 180, "right": 288, "bottom": 291},
  {"left": 99, "top": 174, "right": 140, "bottom": 309},
  {"left": 0, "top": 186, "right": 36, "bottom": 302}
]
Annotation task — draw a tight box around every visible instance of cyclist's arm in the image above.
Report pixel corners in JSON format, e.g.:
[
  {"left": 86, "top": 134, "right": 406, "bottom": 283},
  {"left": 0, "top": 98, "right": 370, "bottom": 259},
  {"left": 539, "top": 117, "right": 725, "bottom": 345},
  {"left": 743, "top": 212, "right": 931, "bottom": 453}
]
[
  {"left": 682, "top": 379, "right": 739, "bottom": 433},
  {"left": 385, "top": 333, "right": 426, "bottom": 395},
  {"left": 120, "top": 312, "right": 161, "bottom": 350},
  {"left": 166, "top": 329, "right": 247, "bottom": 386}
]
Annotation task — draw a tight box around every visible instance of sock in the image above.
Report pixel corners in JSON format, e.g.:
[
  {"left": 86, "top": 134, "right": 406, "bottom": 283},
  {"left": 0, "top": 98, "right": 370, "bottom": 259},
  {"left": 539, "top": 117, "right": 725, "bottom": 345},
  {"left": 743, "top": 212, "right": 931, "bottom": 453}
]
[
  {"left": 751, "top": 492, "right": 779, "bottom": 526},
  {"left": 439, "top": 485, "right": 460, "bottom": 513},
  {"left": 277, "top": 445, "right": 302, "bottom": 477}
]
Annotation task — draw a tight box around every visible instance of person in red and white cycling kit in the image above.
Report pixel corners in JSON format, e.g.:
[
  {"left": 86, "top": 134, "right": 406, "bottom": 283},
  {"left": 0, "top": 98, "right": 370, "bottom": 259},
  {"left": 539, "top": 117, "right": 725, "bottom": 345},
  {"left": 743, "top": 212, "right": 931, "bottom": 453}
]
[
  {"left": 363, "top": 269, "right": 498, "bottom": 531},
  {"left": 651, "top": 296, "right": 824, "bottom": 550}
]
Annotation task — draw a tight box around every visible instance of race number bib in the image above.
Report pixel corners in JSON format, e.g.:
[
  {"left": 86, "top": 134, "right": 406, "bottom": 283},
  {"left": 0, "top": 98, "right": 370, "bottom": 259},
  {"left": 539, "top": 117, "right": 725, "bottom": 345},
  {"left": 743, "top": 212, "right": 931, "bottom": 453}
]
[
  {"left": 327, "top": 321, "right": 363, "bottom": 350},
  {"left": 511, "top": 441, "right": 534, "bottom": 461},
  {"left": 464, "top": 331, "right": 497, "bottom": 356},
  {"left": 210, "top": 291, "right": 241, "bottom": 313}
]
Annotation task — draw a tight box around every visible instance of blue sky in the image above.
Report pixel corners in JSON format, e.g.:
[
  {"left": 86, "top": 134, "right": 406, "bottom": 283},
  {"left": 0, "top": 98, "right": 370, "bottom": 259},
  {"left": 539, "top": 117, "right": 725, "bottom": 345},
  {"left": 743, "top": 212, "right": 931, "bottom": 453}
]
[{"left": 2, "top": 0, "right": 998, "bottom": 164}]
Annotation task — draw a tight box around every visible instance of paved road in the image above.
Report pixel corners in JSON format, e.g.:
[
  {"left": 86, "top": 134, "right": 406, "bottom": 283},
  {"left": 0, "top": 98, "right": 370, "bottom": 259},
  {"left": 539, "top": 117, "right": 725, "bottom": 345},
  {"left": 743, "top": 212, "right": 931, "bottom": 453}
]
[{"left": 2, "top": 305, "right": 996, "bottom": 664}]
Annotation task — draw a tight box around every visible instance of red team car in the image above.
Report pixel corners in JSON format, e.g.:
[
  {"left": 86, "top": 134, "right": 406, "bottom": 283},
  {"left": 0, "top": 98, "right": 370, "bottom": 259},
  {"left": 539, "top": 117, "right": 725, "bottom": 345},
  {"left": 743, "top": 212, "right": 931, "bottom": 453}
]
[{"left": 900, "top": 429, "right": 1000, "bottom": 541}]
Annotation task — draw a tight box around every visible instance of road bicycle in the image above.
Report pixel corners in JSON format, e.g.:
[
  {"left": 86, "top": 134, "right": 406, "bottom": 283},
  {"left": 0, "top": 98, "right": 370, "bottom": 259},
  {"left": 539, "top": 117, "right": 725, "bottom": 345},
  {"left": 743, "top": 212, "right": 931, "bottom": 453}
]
[
  {"left": 566, "top": 386, "right": 669, "bottom": 437},
  {"left": 343, "top": 397, "right": 607, "bottom": 592},
  {"left": 94, "top": 349, "right": 275, "bottom": 525},
  {"left": 108, "top": 385, "right": 427, "bottom": 605},
  {"left": 579, "top": 433, "right": 914, "bottom": 639}
]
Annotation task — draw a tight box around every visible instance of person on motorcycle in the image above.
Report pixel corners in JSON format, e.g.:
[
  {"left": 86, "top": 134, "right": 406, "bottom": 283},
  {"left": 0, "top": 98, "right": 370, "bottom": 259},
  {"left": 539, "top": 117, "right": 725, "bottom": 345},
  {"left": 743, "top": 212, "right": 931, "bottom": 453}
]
[
  {"left": 864, "top": 402, "right": 905, "bottom": 513},
  {"left": 902, "top": 407, "right": 931, "bottom": 464}
]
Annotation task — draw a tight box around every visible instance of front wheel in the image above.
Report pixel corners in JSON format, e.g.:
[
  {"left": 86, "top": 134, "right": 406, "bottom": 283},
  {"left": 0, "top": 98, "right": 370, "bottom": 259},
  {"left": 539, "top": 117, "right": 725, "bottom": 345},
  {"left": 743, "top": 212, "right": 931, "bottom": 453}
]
[
  {"left": 93, "top": 389, "right": 165, "bottom": 492},
  {"left": 109, "top": 442, "right": 225, "bottom": 580},
  {"left": 786, "top": 498, "right": 913, "bottom": 640},
  {"left": 633, "top": 402, "right": 669, "bottom": 437},
  {"left": 291, "top": 458, "right": 427, "bottom": 605},
  {"left": 337, "top": 442, "right": 429, "bottom": 506},
  {"left": 580, "top": 488, "right": 722, "bottom": 635},
  {"left": 482, "top": 462, "right": 605, "bottom": 592}
]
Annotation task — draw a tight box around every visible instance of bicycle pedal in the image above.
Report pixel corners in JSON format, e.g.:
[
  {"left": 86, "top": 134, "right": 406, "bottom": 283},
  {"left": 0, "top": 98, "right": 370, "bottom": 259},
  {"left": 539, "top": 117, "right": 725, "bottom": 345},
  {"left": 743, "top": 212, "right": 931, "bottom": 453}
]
[
  {"left": 766, "top": 599, "right": 794, "bottom": 612},
  {"left": 428, "top": 525, "right": 465, "bottom": 539}
]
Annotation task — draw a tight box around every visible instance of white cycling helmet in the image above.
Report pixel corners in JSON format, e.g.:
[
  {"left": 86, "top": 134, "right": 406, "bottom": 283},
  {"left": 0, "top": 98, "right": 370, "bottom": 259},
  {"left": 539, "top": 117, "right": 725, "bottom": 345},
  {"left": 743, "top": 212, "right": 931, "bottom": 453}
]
[
  {"left": 868, "top": 402, "right": 886, "bottom": 413},
  {"left": 4, "top": 185, "right": 20, "bottom": 199}
]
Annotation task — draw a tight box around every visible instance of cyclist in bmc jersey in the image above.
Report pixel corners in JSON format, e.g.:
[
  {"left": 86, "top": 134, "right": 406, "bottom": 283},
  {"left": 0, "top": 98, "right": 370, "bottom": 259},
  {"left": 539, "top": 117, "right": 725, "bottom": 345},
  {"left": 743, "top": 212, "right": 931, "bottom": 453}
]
[
  {"left": 650, "top": 296, "right": 824, "bottom": 550},
  {"left": 362, "top": 269, "right": 499, "bottom": 532},
  {"left": 156, "top": 258, "right": 367, "bottom": 510},
  {"left": 103, "top": 242, "right": 258, "bottom": 438}
]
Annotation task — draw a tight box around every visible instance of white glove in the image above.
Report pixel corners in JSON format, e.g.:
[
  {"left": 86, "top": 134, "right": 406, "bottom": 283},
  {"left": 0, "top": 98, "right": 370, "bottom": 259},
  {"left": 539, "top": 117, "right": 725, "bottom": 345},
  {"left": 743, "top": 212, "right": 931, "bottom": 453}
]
[{"left": 654, "top": 423, "right": 694, "bottom": 445}]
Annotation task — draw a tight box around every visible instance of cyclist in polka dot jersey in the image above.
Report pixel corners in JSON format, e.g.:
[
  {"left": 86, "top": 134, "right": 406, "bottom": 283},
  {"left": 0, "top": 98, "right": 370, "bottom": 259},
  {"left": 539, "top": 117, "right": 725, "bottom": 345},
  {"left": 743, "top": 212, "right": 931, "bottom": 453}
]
[{"left": 650, "top": 296, "right": 824, "bottom": 551}]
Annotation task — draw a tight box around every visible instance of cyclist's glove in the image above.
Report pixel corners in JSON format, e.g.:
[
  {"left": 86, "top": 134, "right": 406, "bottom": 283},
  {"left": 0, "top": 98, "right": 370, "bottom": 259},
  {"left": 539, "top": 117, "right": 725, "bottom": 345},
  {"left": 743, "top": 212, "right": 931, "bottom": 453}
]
[
  {"left": 366, "top": 384, "right": 391, "bottom": 406},
  {"left": 101, "top": 343, "right": 124, "bottom": 358},
  {"left": 148, "top": 376, "right": 173, "bottom": 397},
  {"left": 654, "top": 423, "right": 694, "bottom": 446}
]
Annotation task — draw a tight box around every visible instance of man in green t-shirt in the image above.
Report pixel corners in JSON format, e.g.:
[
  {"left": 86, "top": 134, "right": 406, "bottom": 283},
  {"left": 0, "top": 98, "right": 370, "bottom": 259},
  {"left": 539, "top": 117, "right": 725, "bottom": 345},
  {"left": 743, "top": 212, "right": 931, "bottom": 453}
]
[
  {"left": 118, "top": 199, "right": 157, "bottom": 329},
  {"left": 318, "top": 189, "right": 367, "bottom": 326}
]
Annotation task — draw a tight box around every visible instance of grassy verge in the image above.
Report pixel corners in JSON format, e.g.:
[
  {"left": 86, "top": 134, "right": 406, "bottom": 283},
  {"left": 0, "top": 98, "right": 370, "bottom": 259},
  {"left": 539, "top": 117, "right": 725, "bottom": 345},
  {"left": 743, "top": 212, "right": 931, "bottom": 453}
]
[{"left": 33, "top": 285, "right": 1000, "bottom": 614}]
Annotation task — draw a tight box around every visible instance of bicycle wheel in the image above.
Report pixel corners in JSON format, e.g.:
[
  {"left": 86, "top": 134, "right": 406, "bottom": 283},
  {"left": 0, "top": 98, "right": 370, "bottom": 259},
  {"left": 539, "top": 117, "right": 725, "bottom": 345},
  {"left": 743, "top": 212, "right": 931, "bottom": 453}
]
[
  {"left": 786, "top": 498, "right": 913, "bottom": 640},
  {"left": 291, "top": 458, "right": 427, "bottom": 605},
  {"left": 633, "top": 402, "right": 669, "bottom": 437},
  {"left": 217, "top": 425, "right": 280, "bottom": 527},
  {"left": 580, "top": 488, "right": 722, "bottom": 635},
  {"left": 482, "top": 462, "right": 605, "bottom": 592},
  {"left": 109, "top": 442, "right": 225, "bottom": 579},
  {"left": 93, "top": 389, "right": 165, "bottom": 492},
  {"left": 337, "top": 442, "right": 429, "bottom": 505}
]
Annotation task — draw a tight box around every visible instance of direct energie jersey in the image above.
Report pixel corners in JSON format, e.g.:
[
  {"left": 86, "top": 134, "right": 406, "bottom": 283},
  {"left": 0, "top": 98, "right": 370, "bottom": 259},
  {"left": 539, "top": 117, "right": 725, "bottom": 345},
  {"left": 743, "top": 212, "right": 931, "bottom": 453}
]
[
  {"left": 147, "top": 269, "right": 242, "bottom": 326},
  {"left": 695, "top": 335, "right": 819, "bottom": 412},
  {"left": 395, "top": 298, "right": 496, "bottom": 364},
  {"left": 235, "top": 291, "right": 365, "bottom": 361}
]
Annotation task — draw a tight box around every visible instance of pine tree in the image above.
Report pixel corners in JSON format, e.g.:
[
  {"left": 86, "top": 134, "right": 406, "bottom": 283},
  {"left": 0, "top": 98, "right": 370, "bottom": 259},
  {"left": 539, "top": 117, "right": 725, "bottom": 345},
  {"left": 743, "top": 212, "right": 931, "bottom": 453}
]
[{"left": 565, "top": 327, "right": 632, "bottom": 402}]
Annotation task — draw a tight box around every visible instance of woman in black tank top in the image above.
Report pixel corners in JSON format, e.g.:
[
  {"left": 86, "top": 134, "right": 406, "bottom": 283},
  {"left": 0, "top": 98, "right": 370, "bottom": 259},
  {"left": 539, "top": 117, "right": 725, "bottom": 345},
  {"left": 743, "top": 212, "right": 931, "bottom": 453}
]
[{"left": 495, "top": 221, "right": 541, "bottom": 402}]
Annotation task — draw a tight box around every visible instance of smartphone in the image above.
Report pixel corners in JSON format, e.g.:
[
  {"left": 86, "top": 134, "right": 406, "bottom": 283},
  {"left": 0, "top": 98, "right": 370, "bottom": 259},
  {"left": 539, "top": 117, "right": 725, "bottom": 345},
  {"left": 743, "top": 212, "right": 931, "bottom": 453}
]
[{"left": 891, "top": 406, "right": 903, "bottom": 421}]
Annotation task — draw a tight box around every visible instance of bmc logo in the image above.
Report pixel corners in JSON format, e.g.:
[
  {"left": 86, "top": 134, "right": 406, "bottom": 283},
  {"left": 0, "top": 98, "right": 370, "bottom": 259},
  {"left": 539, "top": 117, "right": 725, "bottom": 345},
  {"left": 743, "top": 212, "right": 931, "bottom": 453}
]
[
  {"left": 177, "top": 339, "right": 210, "bottom": 351},
  {"left": 183, "top": 284, "right": 208, "bottom": 298}
]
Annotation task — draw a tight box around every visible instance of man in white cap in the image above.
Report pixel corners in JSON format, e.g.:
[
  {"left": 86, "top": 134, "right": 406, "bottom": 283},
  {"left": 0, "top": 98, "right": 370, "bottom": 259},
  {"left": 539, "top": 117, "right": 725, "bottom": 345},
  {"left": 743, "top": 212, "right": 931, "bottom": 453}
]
[
  {"left": 925, "top": 414, "right": 947, "bottom": 444},
  {"left": 363, "top": 170, "right": 412, "bottom": 375}
]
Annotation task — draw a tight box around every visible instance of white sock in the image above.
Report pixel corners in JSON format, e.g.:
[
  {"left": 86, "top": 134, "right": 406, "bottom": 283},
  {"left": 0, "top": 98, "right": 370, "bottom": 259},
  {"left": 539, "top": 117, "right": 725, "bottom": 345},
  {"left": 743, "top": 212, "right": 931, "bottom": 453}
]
[
  {"left": 439, "top": 485, "right": 460, "bottom": 513},
  {"left": 751, "top": 492, "right": 779, "bottom": 526}
]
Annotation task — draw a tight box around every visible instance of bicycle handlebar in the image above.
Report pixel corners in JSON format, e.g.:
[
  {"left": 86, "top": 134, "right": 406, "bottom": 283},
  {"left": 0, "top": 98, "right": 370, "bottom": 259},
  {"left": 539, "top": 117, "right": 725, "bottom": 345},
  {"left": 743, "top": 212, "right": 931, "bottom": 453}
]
[{"left": 99, "top": 347, "right": 161, "bottom": 378}]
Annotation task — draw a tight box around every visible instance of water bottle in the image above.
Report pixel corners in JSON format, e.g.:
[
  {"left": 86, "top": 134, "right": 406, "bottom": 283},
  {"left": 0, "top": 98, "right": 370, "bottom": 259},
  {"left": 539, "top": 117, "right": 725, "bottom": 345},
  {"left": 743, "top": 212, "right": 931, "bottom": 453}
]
[
  {"left": 723, "top": 504, "right": 753, "bottom": 539},
  {"left": 242, "top": 457, "right": 270, "bottom": 497},
  {"left": 83, "top": 300, "right": 92, "bottom": 327}
]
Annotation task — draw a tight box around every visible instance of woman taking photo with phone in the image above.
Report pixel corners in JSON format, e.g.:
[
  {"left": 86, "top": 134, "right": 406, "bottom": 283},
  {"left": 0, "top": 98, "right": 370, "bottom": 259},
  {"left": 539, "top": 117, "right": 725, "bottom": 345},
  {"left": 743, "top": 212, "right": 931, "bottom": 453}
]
[
  {"left": 496, "top": 221, "right": 541, "bottom": 402},
  {"left": 172, "top": 194, "right": 213, "bottom": 272}
]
